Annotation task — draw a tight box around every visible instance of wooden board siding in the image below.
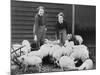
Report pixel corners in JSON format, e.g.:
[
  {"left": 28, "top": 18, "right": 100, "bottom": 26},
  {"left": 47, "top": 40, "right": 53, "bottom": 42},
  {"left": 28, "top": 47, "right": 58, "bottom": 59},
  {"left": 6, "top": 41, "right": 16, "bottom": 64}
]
[
  {"left": 11, "top": 0, "right": 95, "bottom": 46},
  {"left": 11, "top": 0, "right": 72, "bottom": 44}
]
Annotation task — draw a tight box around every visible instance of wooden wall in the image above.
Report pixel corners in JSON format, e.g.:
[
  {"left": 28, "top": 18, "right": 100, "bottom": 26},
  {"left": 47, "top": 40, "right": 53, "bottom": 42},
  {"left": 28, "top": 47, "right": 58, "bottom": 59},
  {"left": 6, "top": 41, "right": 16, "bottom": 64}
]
[
  {"left": 11, "top": 0, "right": 72, "bottom": 44},
  {"left": 11, "top": 1, "right": 96, "bottom": 66},
  {"left": 11, "top": 0, "right": 95, "bottom": 45}
]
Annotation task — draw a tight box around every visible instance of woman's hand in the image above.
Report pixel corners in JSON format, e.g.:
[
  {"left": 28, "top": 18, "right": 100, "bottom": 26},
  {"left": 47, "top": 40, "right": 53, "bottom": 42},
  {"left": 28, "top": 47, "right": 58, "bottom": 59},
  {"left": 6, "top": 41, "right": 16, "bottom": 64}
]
[
  {"left": 45, "top": 28, "right": 47, "bottom": 31},
  {"left": 57, "top": 39, "right": 60, "bottom": 43},
  {"left": 34, "top": 35, "right": 37, "bottom": 41}
]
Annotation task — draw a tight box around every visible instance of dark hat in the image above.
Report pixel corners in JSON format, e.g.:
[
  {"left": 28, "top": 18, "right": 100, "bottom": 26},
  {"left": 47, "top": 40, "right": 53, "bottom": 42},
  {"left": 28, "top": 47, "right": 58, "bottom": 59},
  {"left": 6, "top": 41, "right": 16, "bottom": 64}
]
[
  {"left": 37, "top": 6, "right": 45, "bottom": 10},
  {"left": 57, "top": 12, "right": 64, "bottom": 17}
]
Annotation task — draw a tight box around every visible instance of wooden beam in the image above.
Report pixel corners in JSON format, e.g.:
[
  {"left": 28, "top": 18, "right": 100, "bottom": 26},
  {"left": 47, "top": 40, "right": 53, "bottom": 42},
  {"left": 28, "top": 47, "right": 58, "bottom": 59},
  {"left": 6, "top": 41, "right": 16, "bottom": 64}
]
[
  {"left": 72, "top": 4, "right": 75, "bottom": 37},
  {"left": 11, "top": 45, "right": 25, "bottom": 54}
]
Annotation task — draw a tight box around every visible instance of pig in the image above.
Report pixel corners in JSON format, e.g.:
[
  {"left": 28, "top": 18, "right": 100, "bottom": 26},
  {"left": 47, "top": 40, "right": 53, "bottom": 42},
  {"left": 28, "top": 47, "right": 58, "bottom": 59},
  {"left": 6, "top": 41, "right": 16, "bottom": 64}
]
[
  {"left": 59, "top": 56, "right": 76, "bottom": 71},
  {"left": 77, "top": 59, "right": 93, "bottom": 70},
  {"left": 21, "top": 40, "right": 31, "bottom": 55},
  {"left": 17, "top": 55, "right": 42, "bottom": 72},
  {"left": 70, "top": 44, "right": 89, "bottom": 62},
  {"left": 75, "top": 35, "right": 83, "bottom": 45}
]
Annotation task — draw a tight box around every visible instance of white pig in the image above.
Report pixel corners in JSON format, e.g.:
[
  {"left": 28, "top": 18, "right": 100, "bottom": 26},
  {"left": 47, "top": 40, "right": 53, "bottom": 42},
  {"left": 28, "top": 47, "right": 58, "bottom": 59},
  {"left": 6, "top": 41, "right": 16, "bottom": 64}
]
[
  {"left": 21, "top": 40, "right": 31, "bottom": 55},
  {"left": 18, "top": 55, "right": 42, "bottom": 72},
  {"left": 77, "top": 59, "right": 93, "bottom": 70},
  {"left": 59, "top": 56, "right": 76, "bottom": 71},
  {"left": 70, "top": 45, "right": 89, "bottom": 62}
]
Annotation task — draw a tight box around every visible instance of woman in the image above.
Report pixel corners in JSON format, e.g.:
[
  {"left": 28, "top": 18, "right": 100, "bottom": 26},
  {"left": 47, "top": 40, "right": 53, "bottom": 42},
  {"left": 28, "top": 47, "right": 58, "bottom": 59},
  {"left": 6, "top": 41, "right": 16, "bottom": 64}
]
[
  {"left": 33, "top": 6, "right": 47, "bottom": 47},
  {"left": 56, "top": 12, "right": 69, "bottom": 45}
]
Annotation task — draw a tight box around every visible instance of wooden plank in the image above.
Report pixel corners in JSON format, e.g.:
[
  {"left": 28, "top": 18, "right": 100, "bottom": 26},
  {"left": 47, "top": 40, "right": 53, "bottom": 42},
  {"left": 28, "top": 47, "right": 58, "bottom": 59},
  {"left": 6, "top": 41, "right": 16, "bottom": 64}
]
[
  {"left": 11, "top": 25, "right": 56, "bottom": 31},
  {"left": 11, "top": 19, "right": 57, "bottom": 24},
  {"left": 11, "top": 30, "right": 55, "bottom": 34},
  {"left": 12, "top": 13, "right": 58, "bottom": 19},
  {"left": 12, "top": 6, "right": 62, "bottom": 13},
  {"left": 12, "top": 11, "right": 34, "bottom": 16},
  {"left": 12, "top": 16, "right": 34, "bottom": 21},
  {"left": 11, "top": 29, "right": 55, "bottom": 33},
  {"left": 12, "top": 16, "right": 57, "bottom": 21},
  {"left": 11, "top": 21, "right": 57, "bottom": 25},
  {"left": 12, "top": 29, "right": 56, "bottom": 33},
  {"left": 12, "top": 11, "right": 59, "bottom": 15},
  {"left": 12, "top": 26, "right": 56, "bottom": 30},
  {"left": 11, "top": 22, "right": 56, "bottom": 25},
  {"left": 11, "top": 38, "right": 33, "bottom": 40},
  {"left": 12, "top": 22, "right": 34, "bottom": 25},
  {"left": 11, "top": 1, "right": 64, "bottom": 10},
  {"left": 12, "top": 5, "right": 64, "bottom": 10},
  {"left": 11, "top": 24, "right": 55, "bottom": 27},
  {"left": 11, "top": 16, "right": 70, "bottom": 23},
  {"left": 12, "top": 6, "right": 34, "bottom": 12},
  {"left": 11, "top": 34, "right": 56, "bottom": 40},
  {"left": 11, "top": 16, "right": 57, "bottom": 20},
  {"left": 47, "top": 28, "right": 56, "bottom": 31},
  {"left": 11, "top": 20, "right": 57, "bottom": 24},
  {"left": 11, "top": 35, "right": 56, "bottom": 43},
  {"left": 11, "top": 35, "right": 33, "bottom": 38},
  {"left": 11, "top": 19, "right": 34, "bottom": 23},
  {"left": 11, "top": 25, "right": 56, "bottom": 28},
  {"left": 11, "top": 39, "right": 32, "bottom": 43},
  {"left": 12, "top": 21, "right": 34, "bottom": 25},
  {"left": 11, "top": 31, "right": 33, "bottom": 34},
  {"left": 11, "top": 29, "right": 32, "bottom": 32},
  {"left": 11, "top": 34, "right": 55, "bottom": 39},
  {"left": 11, "top": 45, "right": 25, "bottom": 54},
  {"left": 12, "top": 11, "right": 59, "bottom": 18},
  {"left": 12, "top": 31, "right": 56, "bottom": 35},
  {"left": 12, "top": 25, "right": 33, "bottom": 28},
  {"left": 11, "top": 0, "right": 66, "bottom": 6}
]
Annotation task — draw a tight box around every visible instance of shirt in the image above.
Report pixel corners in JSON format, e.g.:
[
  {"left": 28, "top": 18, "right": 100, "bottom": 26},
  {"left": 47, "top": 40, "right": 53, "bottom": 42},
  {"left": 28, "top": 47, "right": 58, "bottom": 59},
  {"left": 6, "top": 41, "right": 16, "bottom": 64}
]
[
  {"left": 34, "top": 14, "right": 46, "bottom": 33},
  {"left": 55, "top": 21, "right": 69, "bottom": 39}
]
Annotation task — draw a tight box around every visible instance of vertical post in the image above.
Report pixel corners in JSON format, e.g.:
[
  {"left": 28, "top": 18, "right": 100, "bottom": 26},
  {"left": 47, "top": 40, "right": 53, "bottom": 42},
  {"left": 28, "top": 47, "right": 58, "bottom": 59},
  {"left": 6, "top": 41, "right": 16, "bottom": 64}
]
[
  {"left": 72, "top": 4, "right": 75, "bottom": 37},
  {"left": 20, "top": 48, "right": 21, "bottom": 56}
]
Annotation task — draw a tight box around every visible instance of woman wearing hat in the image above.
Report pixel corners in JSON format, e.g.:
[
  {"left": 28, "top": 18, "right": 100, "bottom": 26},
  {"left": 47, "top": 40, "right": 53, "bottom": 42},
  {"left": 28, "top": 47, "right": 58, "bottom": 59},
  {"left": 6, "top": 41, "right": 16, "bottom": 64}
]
[
  {"left": 56, "top": 12, "right": 69, "bottom": 45},
  {"left": 33, "top": 6, "right": 47, "bottom": 47}
]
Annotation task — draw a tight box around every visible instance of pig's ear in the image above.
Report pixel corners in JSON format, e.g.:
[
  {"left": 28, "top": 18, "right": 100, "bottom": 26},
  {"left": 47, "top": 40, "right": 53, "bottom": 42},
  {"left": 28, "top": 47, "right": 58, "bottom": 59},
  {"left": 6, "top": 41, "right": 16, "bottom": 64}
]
[
  {"left": 22, "top": 57, "right": 24, "bottom": 61},
  {"left": 83, "top": 67, "right": 86, "bottom": 70}
]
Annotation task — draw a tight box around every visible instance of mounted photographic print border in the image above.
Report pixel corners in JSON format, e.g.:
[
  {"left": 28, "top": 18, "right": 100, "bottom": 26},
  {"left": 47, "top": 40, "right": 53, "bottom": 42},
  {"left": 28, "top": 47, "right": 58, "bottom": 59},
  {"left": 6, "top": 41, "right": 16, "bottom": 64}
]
[{"left": 11, "top": 0, "right": 96, "bottom": 75}]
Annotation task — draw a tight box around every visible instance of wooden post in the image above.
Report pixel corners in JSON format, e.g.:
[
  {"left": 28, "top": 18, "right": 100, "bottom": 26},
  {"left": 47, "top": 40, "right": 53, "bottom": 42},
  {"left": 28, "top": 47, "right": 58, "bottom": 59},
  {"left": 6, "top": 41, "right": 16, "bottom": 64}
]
[
  {"left": 72, "top": 4, "right": 75, "bottom": 37},
  {"left": 20, "top": 48, "right": 21, "bottom": 56}
]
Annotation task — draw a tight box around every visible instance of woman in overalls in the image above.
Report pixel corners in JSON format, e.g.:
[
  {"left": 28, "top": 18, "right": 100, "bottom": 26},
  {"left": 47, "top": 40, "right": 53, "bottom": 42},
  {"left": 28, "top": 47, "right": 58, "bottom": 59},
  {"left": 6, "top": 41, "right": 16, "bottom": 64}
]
[
  {"left": 33, "top": 6, "right": 47, "bottom": 47},
  {"left": 56, "top": 12, "right": 68, "bottom": 45}
]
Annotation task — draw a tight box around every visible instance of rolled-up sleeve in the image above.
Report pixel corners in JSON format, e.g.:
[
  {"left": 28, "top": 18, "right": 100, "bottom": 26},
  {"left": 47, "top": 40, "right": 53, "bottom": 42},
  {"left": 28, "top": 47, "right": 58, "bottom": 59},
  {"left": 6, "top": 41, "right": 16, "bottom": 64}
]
[
  {"left": 33, "top": 14, "right": 38, "bottom": 33},
  {"left": 43, "top": 14, "right": 46, "bottom": 27},
  {"left": 56, "top": 23, "right": 60, "bottom": 40}
]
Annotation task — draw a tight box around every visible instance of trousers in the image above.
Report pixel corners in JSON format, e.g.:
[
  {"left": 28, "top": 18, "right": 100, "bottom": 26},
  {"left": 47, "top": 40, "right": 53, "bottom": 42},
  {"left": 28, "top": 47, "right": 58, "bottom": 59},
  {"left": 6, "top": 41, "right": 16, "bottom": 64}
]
[
  {"left": 59, "top": 29, "right": 67, "bottom": 44},
  {"left": 35, "top": 26, "right": 46, "bottom": 46}
]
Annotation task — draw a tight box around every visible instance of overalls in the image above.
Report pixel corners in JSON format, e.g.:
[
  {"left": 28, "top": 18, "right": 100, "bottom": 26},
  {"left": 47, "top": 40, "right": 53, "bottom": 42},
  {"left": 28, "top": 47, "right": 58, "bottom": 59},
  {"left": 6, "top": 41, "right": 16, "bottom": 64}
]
[
  {"left": 59, "top": 29, "right": 67, "bottom": 44},
  {"left": 33, "top": 14, "right": 46, "bottom": 47}
]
